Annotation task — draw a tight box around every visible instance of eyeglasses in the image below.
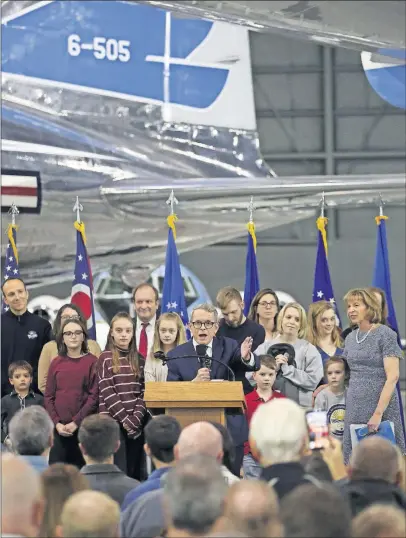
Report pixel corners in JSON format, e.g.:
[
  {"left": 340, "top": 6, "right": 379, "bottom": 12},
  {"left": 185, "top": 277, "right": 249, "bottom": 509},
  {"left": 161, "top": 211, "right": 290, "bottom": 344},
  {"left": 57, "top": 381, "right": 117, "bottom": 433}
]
[
  {"left": 258, "top": 301, "right": 277, "bottom": 308},
  {"left": 190, "top": 321, "right": 216, "bottom": 329},
  {"left": 61, "top": 314, "right": 80, "bottom": 321},
  {"left": 63, "top": 330, "right": 84, "bottom": 337}
]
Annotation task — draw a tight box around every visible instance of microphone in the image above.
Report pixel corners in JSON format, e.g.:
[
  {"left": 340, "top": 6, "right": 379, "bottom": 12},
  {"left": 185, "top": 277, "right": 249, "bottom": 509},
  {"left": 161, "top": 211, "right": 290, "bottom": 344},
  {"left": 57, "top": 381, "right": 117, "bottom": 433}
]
[
  {"left": 154, "top": 351, "right": 236, "bottom": 382},
  {"left": 196, "top": 344, "right": 211, "bottom": 369},
  {"left": 153, "top": 350, "right": 166, "bottom": 362}
]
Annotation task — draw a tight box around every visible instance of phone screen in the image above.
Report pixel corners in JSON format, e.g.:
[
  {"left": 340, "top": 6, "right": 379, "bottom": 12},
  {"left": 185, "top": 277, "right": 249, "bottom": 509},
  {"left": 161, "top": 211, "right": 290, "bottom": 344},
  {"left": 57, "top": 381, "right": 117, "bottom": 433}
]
[{"left": 306, "top": 410, "right": 329, "bottom": 450}]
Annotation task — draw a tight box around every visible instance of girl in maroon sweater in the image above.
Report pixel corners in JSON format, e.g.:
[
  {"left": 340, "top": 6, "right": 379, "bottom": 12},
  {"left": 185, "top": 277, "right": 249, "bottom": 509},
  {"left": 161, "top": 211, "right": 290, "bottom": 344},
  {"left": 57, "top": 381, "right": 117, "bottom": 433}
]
[
  {"left": 98, "top": 312, "right": 147, "bottom": 479},
  {"left": 45, "top": 318, "right": 98, "bottom": 468}
]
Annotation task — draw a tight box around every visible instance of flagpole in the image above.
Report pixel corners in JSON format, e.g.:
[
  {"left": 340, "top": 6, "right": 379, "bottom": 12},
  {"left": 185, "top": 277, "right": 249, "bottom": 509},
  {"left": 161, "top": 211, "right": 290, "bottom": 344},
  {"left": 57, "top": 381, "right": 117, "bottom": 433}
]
[
  {"left": 243, "top": 196, "right": 260, "bottom": 316},
  {"left": 166, "top": 189, "right": 178, "bottom": 239},
  {"left": 373, "top": 194, "right": 405, "bottom": 441},
  {"left": 3, "top": 203, "right": 21, "bottom": 312},
  {"left": 6, "top": 202, "right": 20, "bottom": 264},
  {"left": 73, "top": 196, "right": 83, "bottom": 224},
  {"left": 8, "top": 202, "right": 19, "bottom": 227},
  {"left": 319, "top": 192, "right": 326, "bottom": 219}
]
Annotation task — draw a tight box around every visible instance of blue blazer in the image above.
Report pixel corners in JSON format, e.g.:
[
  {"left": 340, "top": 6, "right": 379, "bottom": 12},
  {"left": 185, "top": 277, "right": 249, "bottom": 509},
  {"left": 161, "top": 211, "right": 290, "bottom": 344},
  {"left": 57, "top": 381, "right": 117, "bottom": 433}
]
[{"left": 167, "top": 337, "right": 259, "bottom": 446}]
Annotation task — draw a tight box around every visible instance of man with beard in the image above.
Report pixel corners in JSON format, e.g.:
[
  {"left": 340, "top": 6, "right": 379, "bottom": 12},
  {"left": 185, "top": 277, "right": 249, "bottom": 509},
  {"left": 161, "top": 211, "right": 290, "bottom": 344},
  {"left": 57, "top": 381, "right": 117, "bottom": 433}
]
[{"left": 216, "top": 287, "right": 265, "bottom": 394}]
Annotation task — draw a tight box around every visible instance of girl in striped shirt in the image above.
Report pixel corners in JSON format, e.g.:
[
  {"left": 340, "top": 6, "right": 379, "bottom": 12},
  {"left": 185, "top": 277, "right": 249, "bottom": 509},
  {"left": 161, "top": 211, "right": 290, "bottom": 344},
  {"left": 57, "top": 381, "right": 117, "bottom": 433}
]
[{"left": 98, "top": 312, "right": 147, "bottom": 479}]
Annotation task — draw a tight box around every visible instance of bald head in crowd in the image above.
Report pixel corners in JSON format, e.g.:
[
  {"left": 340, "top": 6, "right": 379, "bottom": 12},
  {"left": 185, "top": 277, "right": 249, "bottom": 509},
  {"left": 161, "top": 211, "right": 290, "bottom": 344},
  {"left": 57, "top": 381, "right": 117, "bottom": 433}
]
[
  {"left": 349, "top": 437, "right": 401, "bottom": 484},
  {"left": 2, "top": 454, "right": 44, "bottom": 538},
  {"left": 175, "top": 421, "right": 223, "bottom": 462},
  {"left": 352, "top": 504, "right": 406, "bottom": 538},
  {"left": 59, "top": 490, "right": 120, "bottom": 538},
  {"left": 223, "top": 481, "right": 282, "bottom": 538}
]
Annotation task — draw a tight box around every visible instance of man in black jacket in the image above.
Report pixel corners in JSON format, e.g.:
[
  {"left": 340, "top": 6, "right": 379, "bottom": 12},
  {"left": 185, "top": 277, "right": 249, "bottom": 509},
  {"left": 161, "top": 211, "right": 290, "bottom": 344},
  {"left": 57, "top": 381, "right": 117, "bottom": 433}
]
[
  {"left": 1, "top": 278, "right": 52, "bottom": 396},
  {"left": 340, "top": 436, "right": 406, "bottom": 515},
  {"left": 79, "top": 414, "right": 140, "bottom": 505}
]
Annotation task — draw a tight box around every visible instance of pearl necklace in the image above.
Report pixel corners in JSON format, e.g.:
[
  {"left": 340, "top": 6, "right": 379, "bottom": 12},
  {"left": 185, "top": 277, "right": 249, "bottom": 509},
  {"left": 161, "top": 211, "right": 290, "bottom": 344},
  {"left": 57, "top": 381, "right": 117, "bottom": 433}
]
[{"left": 355, "top": 326, "right": 373, "bottom": 344}]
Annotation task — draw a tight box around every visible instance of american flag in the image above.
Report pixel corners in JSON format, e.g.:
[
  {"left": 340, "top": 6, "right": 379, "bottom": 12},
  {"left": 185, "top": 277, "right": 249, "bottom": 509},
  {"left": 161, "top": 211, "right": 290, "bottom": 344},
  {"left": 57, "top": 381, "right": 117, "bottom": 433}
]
[
  {"left": 2, "top": 225, "right": 20, "bottom": 313},
  {"left": 71, "top": 222, "right": 96, "bottom": 340}
]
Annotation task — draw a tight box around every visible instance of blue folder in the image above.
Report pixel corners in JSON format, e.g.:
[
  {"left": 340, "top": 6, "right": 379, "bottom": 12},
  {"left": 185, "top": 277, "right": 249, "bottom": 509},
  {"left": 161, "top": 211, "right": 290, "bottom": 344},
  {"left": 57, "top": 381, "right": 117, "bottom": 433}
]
[{"left": 351, "top": 420, "right": 396, "bottom": 446}]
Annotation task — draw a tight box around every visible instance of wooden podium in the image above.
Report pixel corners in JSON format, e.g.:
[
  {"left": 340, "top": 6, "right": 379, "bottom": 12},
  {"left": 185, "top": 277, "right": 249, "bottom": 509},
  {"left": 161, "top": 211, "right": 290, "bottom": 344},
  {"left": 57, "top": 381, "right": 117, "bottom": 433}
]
[{"left": 144, "top": 381, "right": 245, "bottom": 429}]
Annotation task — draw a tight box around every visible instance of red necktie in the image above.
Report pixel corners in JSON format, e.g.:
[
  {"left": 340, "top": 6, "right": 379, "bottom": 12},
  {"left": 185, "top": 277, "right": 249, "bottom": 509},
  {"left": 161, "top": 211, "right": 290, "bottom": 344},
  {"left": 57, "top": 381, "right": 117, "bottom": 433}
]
[{"left": 139, "top": 322, "right": 148, "bottom": 358}]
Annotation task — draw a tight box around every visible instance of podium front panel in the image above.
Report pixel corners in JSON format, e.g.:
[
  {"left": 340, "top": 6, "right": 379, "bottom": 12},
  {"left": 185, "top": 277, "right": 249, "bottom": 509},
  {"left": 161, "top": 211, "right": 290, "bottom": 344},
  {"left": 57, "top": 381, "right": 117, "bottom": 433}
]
[{"left": 166, "top": 408, "right": 226, "bottom": 429}]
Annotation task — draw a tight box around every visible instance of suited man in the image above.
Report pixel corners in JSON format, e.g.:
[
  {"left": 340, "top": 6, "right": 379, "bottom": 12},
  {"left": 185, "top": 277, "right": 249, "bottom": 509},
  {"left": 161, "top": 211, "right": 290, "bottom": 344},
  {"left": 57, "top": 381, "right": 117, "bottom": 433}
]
[
  {"left": 132, "top": 283, "right": 159, "bottom": 359},
  {"left": 167, "top": 303, "right": 259, "bottom": 475}
]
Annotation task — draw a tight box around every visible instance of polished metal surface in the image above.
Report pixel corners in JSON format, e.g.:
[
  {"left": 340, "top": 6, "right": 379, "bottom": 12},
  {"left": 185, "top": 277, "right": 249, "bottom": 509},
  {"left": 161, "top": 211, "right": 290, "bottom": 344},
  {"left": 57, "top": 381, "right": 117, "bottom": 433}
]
[
  {"left": 1, "top": 1, "right": 405, "bottom": 289},
  {"left": 136, "top": 1, "right": 406, "bottom": 52}
]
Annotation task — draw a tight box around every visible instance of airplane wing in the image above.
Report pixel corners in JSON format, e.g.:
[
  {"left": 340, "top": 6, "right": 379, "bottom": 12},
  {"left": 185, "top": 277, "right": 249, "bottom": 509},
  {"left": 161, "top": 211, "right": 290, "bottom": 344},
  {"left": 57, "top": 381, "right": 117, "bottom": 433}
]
[
  {"left": 136, "top": 1, "right": 406, "bottom": 52},
  {"left": 1, "top": 1, "right": 405, "bottom": 288}
]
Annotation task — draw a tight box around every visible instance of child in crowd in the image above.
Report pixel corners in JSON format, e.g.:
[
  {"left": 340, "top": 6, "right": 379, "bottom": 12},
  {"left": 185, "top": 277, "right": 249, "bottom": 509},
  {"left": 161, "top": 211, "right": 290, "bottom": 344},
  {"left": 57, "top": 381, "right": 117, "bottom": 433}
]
[
  {"left": 243, "top": 355, "right": 285, "bottom": 479},
  {"left": 314, "top": 356, "right": 347, "bottom": 441},
  {"left": 45, "top": 318, "right": 99, "bottom": 468},
  {"left": 98, "top": 312, "right": 147, "bottom": 480},
  {"left": 144, "top": 312, "right": 186, "bottom": 382},
  {"left": 1, "top": 360, "right": 44, "bottom": 443}
]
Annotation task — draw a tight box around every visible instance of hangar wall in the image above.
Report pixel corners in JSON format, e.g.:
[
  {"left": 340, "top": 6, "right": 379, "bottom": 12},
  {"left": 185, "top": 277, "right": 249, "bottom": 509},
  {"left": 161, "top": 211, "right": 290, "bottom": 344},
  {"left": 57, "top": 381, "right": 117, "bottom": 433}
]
[{"left": 181, "top": 32, "right": 406, "bottom": 331}]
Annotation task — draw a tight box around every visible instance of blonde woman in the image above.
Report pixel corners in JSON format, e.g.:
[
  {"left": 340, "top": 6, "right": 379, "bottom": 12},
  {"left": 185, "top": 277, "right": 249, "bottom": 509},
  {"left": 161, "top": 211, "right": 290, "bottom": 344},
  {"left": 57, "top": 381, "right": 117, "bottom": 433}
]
[
  {"left": 307, "top": 301, "right": 343, "bottom": 369},
  {"left": 255, "top": 302, "right": 323, "bottom": 408},
  {"left": 98, "top": 312, "right": 147, "bottom": 479},
  {"left": 145, "top": 312, "right": 186, "bottom": 382},
  {"left": 342, "top": 288, "right": 405, "bottom": 463}
]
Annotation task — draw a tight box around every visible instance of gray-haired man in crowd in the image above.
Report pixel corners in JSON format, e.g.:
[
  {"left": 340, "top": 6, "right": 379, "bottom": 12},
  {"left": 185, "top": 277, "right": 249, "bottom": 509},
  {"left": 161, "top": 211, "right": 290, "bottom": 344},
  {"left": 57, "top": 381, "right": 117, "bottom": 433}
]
[{"left": 8, "top": 406, "right": 54, "bottom": 473}]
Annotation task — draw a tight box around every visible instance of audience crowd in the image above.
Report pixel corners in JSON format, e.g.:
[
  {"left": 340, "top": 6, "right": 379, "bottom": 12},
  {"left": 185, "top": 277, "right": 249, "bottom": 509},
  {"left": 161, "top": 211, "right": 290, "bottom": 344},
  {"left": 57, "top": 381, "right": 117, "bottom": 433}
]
[{"left": 1, "top": 276, "right": 405, "bottom": 538}]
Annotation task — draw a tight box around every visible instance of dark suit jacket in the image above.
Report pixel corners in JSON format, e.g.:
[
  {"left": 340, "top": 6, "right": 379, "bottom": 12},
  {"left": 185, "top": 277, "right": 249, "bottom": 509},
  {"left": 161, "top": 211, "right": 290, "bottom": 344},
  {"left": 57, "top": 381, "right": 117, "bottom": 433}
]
[
  {"left": 167, "top": 337, "right": 259, "bottom": 446},
  {"left": 81, "top": 463, "right": 140, "bottom": 505}
]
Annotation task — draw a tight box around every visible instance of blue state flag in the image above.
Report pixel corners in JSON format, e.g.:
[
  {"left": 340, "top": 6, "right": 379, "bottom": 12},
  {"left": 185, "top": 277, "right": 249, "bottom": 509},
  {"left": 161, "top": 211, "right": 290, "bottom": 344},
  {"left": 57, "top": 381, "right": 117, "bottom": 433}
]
[
  {"left": 373, "top": 215, "right": 405, "bottom": 439},
  {"left": 312, "top": 217, "right": 341, "bottom": 322},
  {"left": 71, "top": 221, "right": 96, "bottom": 341},
  {"left": 2, "top": 224, "right": 20, "bottom": 313},
  {"left": 243, "top": 223, "right": 260, "bottom": 316},
  {"left": 161, "top": 216, "right": 189, "bottom": 327}
]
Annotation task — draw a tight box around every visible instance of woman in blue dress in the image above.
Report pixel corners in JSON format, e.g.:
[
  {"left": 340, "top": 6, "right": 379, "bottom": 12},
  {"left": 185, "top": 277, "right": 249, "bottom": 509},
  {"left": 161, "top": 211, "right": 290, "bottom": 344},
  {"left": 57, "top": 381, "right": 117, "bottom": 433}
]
[{"left": 342, "top": 288, "right": 405, "bottom": 463}]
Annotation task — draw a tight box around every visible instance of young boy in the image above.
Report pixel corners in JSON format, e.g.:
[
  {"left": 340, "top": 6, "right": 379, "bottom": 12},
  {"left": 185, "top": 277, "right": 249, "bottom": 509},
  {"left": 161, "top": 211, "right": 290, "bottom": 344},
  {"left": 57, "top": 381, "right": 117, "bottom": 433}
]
[
  {"left": 1, "top": 360, "right": 44, "bottom": 443},
  {"left": 243, "top": 355, "right": 285, "bottom": 479},
  {"left": 314, "top": 356, "right": 346, "bottom": 441}
]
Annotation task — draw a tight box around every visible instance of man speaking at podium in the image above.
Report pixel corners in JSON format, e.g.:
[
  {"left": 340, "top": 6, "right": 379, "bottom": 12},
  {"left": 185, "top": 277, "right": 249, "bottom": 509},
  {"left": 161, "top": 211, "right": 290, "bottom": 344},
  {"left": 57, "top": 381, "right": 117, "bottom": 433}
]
[{"left": 166, "top": 303, "right": 259, "bottom": 475}]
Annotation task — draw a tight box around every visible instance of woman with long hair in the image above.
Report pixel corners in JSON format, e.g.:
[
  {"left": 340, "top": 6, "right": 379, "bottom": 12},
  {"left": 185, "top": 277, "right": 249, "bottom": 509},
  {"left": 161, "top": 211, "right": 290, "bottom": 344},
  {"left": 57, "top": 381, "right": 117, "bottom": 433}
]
[
  {"left": 40, "top": 463, "right": 89, "bottom": 537},
  {"left": 38, "top": 303, "right": 101, "bottom": 394},
  {"left": 247, "top": 288, "right": 280, "bottom": 341},
  {"left": 307, "top": 301, "right": 343, "bottom": 369},
  {"left": 45, "top": 318, "right": 99, "bottom": 467},
  {"left": 342, "top": 288, "right": 405, "bottom": 463},
  {"left": 255, "top": 302, "right": 323, "bottom": 408},
  {"left": 98, "top": 312, "right": 147, "bottom": 479},
  {"left": 145, "top": 312, "right": 187, "bottom": 382}
]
